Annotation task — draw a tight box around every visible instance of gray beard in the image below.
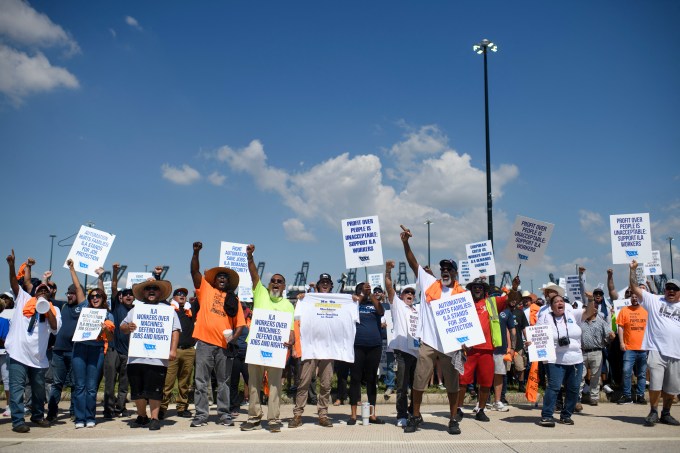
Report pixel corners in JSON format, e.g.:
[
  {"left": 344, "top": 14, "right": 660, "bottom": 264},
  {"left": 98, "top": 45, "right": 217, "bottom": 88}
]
[
  {"left": 441, "top": 276, "right": 452, "bottom": 286},
  {"left": 271, "top": 289, "right": 283, "bottom": 298}
]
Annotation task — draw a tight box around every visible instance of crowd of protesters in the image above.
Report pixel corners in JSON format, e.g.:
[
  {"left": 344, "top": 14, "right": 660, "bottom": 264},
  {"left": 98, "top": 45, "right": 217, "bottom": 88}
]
[{"left": 1, "top": 230, "right": 679, "bottom": 434}]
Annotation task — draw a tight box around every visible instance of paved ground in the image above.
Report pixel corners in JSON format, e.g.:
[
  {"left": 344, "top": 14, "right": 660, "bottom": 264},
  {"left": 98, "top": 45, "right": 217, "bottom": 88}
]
[{"left": 1, "top": 398, "right": 679, "bottom": 452}]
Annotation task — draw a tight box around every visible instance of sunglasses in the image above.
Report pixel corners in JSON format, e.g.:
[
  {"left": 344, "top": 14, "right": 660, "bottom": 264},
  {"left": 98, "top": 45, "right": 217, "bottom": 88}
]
[
  {"left": 89, "top": 294, "right": 103, "bottom": 300},
  {"left": 176, "top": 292, "right": 187, "bottom": 297},
  {"left": 144, "top": 286, "right": 160, "bottom": 291},
  {"left": 270, "top": 278, "right": 284, "bottom": 284}
]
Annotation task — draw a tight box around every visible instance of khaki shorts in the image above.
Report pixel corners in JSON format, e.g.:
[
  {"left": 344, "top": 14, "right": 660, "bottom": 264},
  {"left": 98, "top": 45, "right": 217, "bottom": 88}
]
[
  {"left": 648, "top": 350, "right": 680, "bottom": 395},
  {"left": 413, "top": 342, "right": 459, "bottom": 392},
  {"left": 512, "top": 349, "right": 527, "bottom": 372},
  {"left": 493, "top": 353, "right": 506, "bottom": 375}
]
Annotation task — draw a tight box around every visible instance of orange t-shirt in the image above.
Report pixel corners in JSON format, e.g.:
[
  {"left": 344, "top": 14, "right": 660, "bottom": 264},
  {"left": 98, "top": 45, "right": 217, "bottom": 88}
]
[
  {"left": 617, "top": 305, "right": 648, "bottom": 351},
  {"left": 193, "top": 277, "right": 246, "bottom": 348}
]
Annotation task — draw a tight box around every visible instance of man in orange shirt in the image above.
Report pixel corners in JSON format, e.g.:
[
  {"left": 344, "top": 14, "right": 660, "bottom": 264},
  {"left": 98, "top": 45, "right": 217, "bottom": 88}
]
[
  {"left": 616, "top": 288, "right": 648, "bottom": 405},
  {"left": 189, "top": 241, "right": 245, "bottom": 428}
]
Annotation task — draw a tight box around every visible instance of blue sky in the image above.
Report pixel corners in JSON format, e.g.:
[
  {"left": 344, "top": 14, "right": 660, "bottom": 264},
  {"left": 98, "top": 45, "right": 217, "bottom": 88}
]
[{"left": 1, "top": 0, "right": 678, "bottom": 296}]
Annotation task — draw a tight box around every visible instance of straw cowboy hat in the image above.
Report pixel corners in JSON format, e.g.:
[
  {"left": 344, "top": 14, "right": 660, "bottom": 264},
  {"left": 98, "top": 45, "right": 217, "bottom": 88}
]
[
  {"left": 204, "top": 267, "right": 240, "bottom": 291},
  {"left": 132, "top": 279, "right": 173, "bottom": 301}
]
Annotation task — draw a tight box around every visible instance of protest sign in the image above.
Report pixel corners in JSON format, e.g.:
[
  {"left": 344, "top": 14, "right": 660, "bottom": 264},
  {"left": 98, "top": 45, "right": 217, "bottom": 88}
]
[
  {"left": 341, "top": 216, "right": 383, "bottom": 268},
  {"left": 128, "top": 304, "right": 175, "bottom": 359},
  {"left": 526, "top": 324, "right": 556, "bottom": 362},
  {"left": 63, "top": 225, "right": 116, "bottom": 278},
  {"left": 384, "top": 308, "right": 395, "bottom": 345},
  {"left": 368, "top": 273, "right": 384, "bottom": 291},
  {"left": 102, "top": 281, "right": 112, "bottom": 302},
  {"left": 565, "top": 275, "right": 583, "bottom": 302},
  {"left": 126, "top": 272, "right": 152, "bottom": 289},
  {"left": 219, "top": 241, "right": 253, "bottom": 301},
  {"left": 644, "top": 250, "right": 662, "bottom": 276},
  {"left": 613, "top": 299, "right": 632, "bottom": 318},
  {"left": 459, "top": 260, "right": 473, "bottom": 285},
  {"left": 431, "top": 291, "right": 485, "bottom": 353},
  {"left": 72, "top": 308, "right": 107, "bottom": 342},
  {"left": 379, "top": 339, "right": 388, "bottom": 377},
  {"left": 466, "top": 240, "right": 496, "bottom": 278},
  {"left": 246, "top": 309, "right": 292, "bottom": 369},
  {"left": 610, "top": 213, "right": 653, "bottom": 264},
  {"left": 507, "top": 215, "right": 554, "bottom": 267}
]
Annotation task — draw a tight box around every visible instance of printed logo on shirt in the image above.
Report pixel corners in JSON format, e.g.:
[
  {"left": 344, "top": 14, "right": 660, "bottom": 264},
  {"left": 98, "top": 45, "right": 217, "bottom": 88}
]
[{"left": 659, "top": 304, "right": 680, "bottom": 323}]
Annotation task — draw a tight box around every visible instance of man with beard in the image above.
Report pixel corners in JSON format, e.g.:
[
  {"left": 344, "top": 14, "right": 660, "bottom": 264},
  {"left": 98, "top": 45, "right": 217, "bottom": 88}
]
[
  {"left": 400, "top": 225, "right": 465, "bottom": 435},
  {"left": 189, "top": 242, "right": 246, "bottom": 428},
  {"left": 616, "top": 287, "right": 648, "bottom": 405},
  {"left": 241, "top": 244, "right": 295, "bottom": 433}
]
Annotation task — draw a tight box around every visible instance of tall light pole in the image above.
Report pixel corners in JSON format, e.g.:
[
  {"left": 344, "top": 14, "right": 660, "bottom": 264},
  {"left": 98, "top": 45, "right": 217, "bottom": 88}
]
[
  {"left": 473, "top": 38, "right": 498, "bottom": 286},
  {"left": 669, "top": 237, "right": 675, "bottom": 279},
  {"left": 49, "top": 234, "right": 57, "bottom": 271},
  {"left": 424, "top": 219, "right": 433, "bottom": 268}
]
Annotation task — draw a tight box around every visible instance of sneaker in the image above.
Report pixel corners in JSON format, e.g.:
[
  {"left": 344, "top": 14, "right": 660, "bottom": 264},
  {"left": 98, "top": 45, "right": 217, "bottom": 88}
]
[
  {"left": 75, "top": 422, "right": 85, "bottom": 429},
  {"left": 30, "top": 418, "right": 51, "bottom": 427},
  {"left": 319, "top": 416, "right": 333, "bottom": 428},
  {"left": 177, "top": 410, "right": 193, "bottom": 418},
  {"left": 190, "top": 419, "right": 207, "bottom": 427},
  {"left": 559, "top": 417, "right": 574, "bottom": 425},
  {"left": 438, "top": 384, "right": 446, "bottom": 391},
  {"left": 447, "top": 418, "right": 461, "bottom": 435},
  {"left": 617, "top": 395, "right": 634, "bottom": 405},
  {"left": 660, "top": 413, "right": 680, "bottom": 426},
  {"left": 635, "top": 396, "right": 647, "bottom": 405},
  {"left": 134, "top": 416, "right": 150, "bottom": 427},
  {"left": 12, "top": 424, "right": 30, "bottom": 433},
  {"left": 403, "top": 414, "right": 423, "bottom": 433},
  {"left": 384, "top": 388, "right": 394, "bottom": 398},
  {"left": 240, "top": 420, "right": 262, "bottom": 431},
  {"left": 268, "top": 420, "right": 282, "bottom": 433},
  {"left": 288, "top": 415, "right": 303, "bottom": 428},
  {"left": 475, "top": 409, "right": 490, "bottom": 422},
  {"left": 230, "top": 410, "right": 240, "bottom": 418},
  {"left": 46, "top": 414, "right": 57, "bottom": 422},
  {"left": 396, "top": 418, "right": 408, "bottom": 427},
  {"left": 603, "top": 384, "right": 614, "bottom": 394},
  {"left": 148, "top": 419, "right": 161, "bottom": 431},
  {"left": 490, "top": 401, "right": 510, "bottom": 412},
  {"left": 588, "top": 400, "right": 599, "bottom": 406},
  {"left": 346, "top": 418, "right": 357, "bottom": 426},
  {"left": 3, "top": 408, "right": 10, "bottom": 417},
  {"left": 644, "top": 410, "right": 659, "bottom": 427},
  {"left": 219, "top": 417, "right": 234, "bottom": 427},
  {"left": 454, "top": 408, "right": 464, "bottom": 422},
  {"left": 538, "top": 417, "right": 555, "bottom": 427},
  {"left": 86, "top": 421, "right": 95, "bottom": 428}
]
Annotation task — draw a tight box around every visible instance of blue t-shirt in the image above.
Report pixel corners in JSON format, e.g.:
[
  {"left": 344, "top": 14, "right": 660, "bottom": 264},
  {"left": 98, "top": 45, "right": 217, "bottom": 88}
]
[
  {"left": 111, "top": 299, "right": 133, "bottom": 355},
  {"left": 53, "top": 301, "right": 87, "bottom": 352},
  {"left": 355, "top": 301, "right": 382, "bottom": 347},
  {"left": 0, "top": 317, "right": 9, "bottom": 341},
  {"left": 494, "top": 308, "right": 516, "bottom": 353}
]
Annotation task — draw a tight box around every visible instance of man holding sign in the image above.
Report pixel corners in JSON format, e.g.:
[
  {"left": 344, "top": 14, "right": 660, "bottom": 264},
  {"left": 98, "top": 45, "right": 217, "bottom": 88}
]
[
  {"left": 241, "top": 244, "right": 294, "bottom": 433},
  {"left": 400, "top": 225, "right": 465, "bottom": 435}
]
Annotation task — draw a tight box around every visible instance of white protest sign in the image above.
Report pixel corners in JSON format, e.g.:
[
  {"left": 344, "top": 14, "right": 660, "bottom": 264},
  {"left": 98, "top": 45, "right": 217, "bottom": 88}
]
[
  {"left": 63, "top": 225, "right": 116, "bottom": 277},
  {"left": 565, "top": 275, "right": 582, "bottom": 302},
  {"left": 72, "top": 308, "right": 107, "bottom": 342},
  {"left": 507, "top": 215, "right": 554, "bottom": 267},
  {"left": 246, "top": 309, "right": 292, "bottom": 369},
  {"left": 219, "top": 241, "right": 253, "bottom": 301},
  {"left": 128, "top": 304, "right": 175, "bottom": 359},
  {"left": 644, "top": 250, "right": 662, "bottom": 276},
  {"left": 459, "top": 260, "right": 473, "bottom": 285},
  {"left": 431, "top": 291, "right": 485, "bottom": 353},
  {"left": 526, "top": 324, "right": 556, "bottom": 362},
  {"left": 126, "top": 272, "right": 152, "bottom": 289},
  {"left": 368, "top": 273, "right": 384, "bottom": 291},
  {"left": 610, "top": 213, "right": 653, "bottom": 264},
  {"left": 102, "top": 281, "right": 112, "bottom": 302},
  {"left": 466, "top": 240, "right": 496, "bottom": 278},
  {"left": 341, "top": 215, "right": 383, "bottom": 268},
  {"left": 613, "top": 299, "right": 632, "bottom": 318}
]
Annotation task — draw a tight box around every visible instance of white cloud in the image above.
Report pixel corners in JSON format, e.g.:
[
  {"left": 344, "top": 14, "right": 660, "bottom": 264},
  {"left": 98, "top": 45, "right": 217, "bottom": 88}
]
[
  {"left": 283, "top": 218, "right": 315, "bottom": 242},
  {"left": 161, "top": 164, "right": 201, "bottom": 185},
  {"left": 207, "top": 171, "right": 225, "bottom": 186},
  {"left": 125, "top": 16, "right": 143, "bottom": 30},
  {"left": 0, "top": 0, "right": 80, "bottom": 55},
  {"left": 0, "top": 44, "right": 79, "bottom": 104},
  {"left": 579, "top": 209, "right": 608, "bottom": 244}
]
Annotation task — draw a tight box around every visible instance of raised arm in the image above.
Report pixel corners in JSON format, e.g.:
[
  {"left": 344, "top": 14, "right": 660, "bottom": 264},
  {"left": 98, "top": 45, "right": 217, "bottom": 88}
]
[
  {"left": 95, "top": 267, "right": 105, "bottom": 293},
  {"left": 111, "top": 262, "right": 120, "bottom": 303},
  {"left": 246, "top": 244, "right": 260, "bottom": 288},
  {"left": 6, "top": 250, "right": 19, "bottom": 296},
  {"left": 606, "top": 268, "right": 619, "bottom": 300},
  {"left": 66, "top": 259, "right": 86, "bottom": 303},
  {"left": 400, "top": 225, "right": 419, "bottom": 276},
  {"left": 370, "top": 292, "right": 385, "bottom": 316},
  {"left": 628, "top": 260, "right": 644, "bottom": 300},
  {"left": 23, "top": 257, "right": 35, "bottom": 293},
  {"left": 384, "top": 260, "right": 396, "bottom": 302},
  {"left": 190, "top": 242, "right": 203, "bottom": 289}
]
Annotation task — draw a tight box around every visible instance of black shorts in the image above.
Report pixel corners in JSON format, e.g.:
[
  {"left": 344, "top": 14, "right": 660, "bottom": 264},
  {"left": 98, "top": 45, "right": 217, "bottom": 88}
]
[{"left": 127, "top": 363, "right": 167, "bottom": 401}]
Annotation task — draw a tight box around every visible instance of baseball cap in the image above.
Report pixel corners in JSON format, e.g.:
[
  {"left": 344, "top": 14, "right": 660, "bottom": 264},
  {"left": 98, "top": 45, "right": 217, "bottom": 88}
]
[
  {"left": 665, "top": 279, "right": 680, "bottom": 290},
  {"left": 372, "top": 286, "right": 384, "bottom": 294},
  {"left": 593, "top": 288, "right": 605, "bottom": 295},
  {"left": 439, "top": 259, "right": 458, "bottom": 271},
  {"left": 318, "top": 273, "right": 333, "bottom": 283}
]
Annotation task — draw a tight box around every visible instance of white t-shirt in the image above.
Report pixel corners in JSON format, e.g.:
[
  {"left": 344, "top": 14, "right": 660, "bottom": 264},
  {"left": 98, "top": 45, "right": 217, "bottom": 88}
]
[
  {"left": 417, "top": 266, "right": 459, "bottom": 353},
  {"left": 123, "top": 305, "right": 181, "bottom": 367},
  {"left": 640, "top": 291, "right": 680, "bottom": 359},
  {"left": 5, "top": 288, "right": 62, "bottom": 368},
  {"left": 537, "top": 308, "right": 584, "bottom": 365},
  {"left": 387, "top": 293, "right": 419, "bottom": 357},
  {"left": 295, "top": 293, "right": 359, "bottom": 362}
]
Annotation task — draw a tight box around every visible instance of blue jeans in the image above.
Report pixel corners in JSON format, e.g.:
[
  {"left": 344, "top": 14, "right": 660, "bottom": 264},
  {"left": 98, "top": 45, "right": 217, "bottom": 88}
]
[
  {"left": 384, "top": 351, "right": 395, "bottom": 389},
  {"left": 542, "top": 362, "right": 583, "bottom": 420},
  {"left": 48, "top": 350, "right": 74, "bottom": 418},
  {"left": 622, "top": 350, "right": 647, "bottom": 398},
  {"left": 72, "top": 343, "right": 105, "bottom": 424},
  {"left": 9, "top": 358, "right": 46, "bottom": 427}
]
